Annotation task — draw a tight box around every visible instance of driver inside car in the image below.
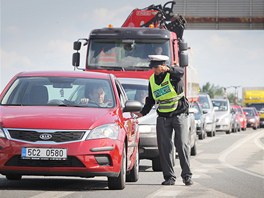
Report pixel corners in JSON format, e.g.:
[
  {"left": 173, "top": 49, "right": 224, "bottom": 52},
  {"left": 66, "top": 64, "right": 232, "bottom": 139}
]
[{"left": 80, "top": 86, "right": 110, "bottom": 107}]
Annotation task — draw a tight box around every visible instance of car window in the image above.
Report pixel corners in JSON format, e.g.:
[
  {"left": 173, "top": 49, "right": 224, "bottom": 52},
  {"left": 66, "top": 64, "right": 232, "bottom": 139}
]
[
  {"left": 1, "top": 76, "right": 114, "bottom": 108},
  {"left": 122, "top": 84, "right": 148, "bottom": 105},
  {"left": 198, "top": 95, "right": 210, "bottom": 109},
  {"left": 212, "top": 100, "right": 228, "bottom": 111}
]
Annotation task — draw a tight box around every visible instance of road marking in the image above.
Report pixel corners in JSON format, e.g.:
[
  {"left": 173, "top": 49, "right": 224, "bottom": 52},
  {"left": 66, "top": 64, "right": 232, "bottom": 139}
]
[
  {"left": 29, "top": 191, "right": 74, "bottom": 198},
  {"left": 145, "top": 186, "right": 182, "bottom": 198},
  {"left": 218, "top": 130, "right": 264, "bottom": 179},
  {"left": 254, "top": 132, "right": 264, "bottom": 150}
]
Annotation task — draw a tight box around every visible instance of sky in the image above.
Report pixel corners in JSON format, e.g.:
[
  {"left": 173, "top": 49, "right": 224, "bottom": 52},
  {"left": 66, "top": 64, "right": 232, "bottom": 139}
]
[{"left": 1, "top": 0, "right": 264, "bottom": 98}]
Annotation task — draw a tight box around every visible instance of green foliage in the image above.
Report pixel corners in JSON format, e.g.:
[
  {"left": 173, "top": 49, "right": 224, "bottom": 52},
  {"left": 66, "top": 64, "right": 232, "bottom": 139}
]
[{"left": 201, "top": 82, "right": 224, "bottom": 99}]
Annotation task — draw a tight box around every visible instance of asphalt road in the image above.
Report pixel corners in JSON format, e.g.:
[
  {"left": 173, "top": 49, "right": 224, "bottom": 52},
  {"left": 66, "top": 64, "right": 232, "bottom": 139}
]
[{"left": 1, "top": 128, "right": 263, "bottom": 198}]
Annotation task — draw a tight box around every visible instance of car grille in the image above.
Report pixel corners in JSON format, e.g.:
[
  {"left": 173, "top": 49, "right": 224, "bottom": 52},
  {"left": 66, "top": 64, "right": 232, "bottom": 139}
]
[
  {"left": 7, "top": 129, "right": 86, "bottom": 143},
  {"left": 5, "top": 155, "right": 85, "bottom": 167}
]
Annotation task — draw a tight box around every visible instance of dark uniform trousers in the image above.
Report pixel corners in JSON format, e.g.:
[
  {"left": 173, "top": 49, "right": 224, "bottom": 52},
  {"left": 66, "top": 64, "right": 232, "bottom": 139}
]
[{"left": 156, "top": 113, "right": 192, "bottom": 180}]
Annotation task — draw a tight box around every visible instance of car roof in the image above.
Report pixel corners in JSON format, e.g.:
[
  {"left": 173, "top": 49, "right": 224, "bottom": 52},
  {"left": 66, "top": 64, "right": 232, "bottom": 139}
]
[
  {"left": 212, "top": 98, "right": 228, "bottom": 102},
  {"left": 118, "top": 78, "right": 149, "bottom": 86},
  {"left": 15, "top": 71, "right": 113, "bottom": 79}
]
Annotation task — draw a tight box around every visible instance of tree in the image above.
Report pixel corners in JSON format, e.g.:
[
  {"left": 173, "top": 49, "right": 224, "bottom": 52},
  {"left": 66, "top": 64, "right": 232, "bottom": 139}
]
[{"left": 201, "top": 82, "right": 224, "bottom": 99}]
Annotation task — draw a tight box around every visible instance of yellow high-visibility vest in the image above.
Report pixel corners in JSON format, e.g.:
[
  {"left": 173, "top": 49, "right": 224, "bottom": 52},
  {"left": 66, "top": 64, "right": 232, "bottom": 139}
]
[{"left": 149, "top": 73, "right": 184, "bottom": 113}]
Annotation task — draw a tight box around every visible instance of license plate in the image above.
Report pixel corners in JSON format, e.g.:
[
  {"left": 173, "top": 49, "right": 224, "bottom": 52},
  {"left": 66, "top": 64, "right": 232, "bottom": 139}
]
[{"left": 21, "top": 147, "right": 67, "bottom": 160}]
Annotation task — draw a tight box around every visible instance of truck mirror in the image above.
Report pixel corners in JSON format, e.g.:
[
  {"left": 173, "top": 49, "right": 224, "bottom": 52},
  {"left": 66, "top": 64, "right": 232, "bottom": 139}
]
[
  {"left": 72, "top": 52, "right": 80, "bottom": 67},
  {"left": 179, "top": 52, "right": 188, "bottom": 67},
  {"left": 179, "top": 40, "right": 188, "bottom": 51},
  {"left": 73, "top": 41, "right": 81, "bottom": 50}
]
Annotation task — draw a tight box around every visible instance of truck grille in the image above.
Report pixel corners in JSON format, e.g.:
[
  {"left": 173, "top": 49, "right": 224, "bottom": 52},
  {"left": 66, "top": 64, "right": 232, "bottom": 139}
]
[
  {"left": 7, "top": 129, "right": 86, "bottom": 143},
  {"left": 5, "top": 155, "right": 85, "bottom": 167}
]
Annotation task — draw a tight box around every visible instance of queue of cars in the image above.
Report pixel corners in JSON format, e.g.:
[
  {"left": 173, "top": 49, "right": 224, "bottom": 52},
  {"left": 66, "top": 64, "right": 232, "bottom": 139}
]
[{"left": 0, "top": 71, "right": 261, "bottom": 190}]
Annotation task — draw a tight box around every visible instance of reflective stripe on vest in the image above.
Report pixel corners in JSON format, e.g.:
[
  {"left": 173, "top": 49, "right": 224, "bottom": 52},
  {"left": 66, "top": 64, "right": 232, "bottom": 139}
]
[{"left": 149, "top": 73, "right": 184, "bottom": 113}]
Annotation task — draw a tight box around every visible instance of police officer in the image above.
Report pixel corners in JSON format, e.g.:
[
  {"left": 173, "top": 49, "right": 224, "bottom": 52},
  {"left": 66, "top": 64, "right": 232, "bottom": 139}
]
[{"left": 135, "top": 55, "right": 193, "bottom": 186}]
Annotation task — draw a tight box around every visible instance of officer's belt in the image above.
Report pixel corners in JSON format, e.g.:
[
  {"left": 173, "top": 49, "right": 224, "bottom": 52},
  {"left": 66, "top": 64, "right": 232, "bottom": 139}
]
[{"left": 158, "top": 92, "right": 184, "bottom": 104}]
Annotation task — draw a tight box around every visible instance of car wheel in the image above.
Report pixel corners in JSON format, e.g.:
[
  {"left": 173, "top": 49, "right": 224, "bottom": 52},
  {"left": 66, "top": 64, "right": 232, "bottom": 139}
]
[
  {"left": 191, "top": 142, "right": 197, "bottom": 156},
  {"left": 126, "top": 147, "right": 139, "bottom": 182},
  {"left": 198, "top": 133, "right": 203, "bottom": 140},
  {"left": 253, "top": 126, "right": 257, "bottom": 130},
  {"left": 6, "top": 174, "right": 22, "bottom": 180},
  {"left": 108, "top": 146, "right": 126, "bottom": 190},
  {"left": 152, "top": 156, "right": 162, "bottom": 172}
]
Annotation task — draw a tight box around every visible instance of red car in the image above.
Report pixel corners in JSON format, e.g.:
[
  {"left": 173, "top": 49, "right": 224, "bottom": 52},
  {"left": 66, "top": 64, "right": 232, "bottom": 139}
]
[
  {"left": 0, "top": 71, "right": 142, "bottom": 190},
  {"left": 231, "top": 105, "right": 247, "bottom": 131}
]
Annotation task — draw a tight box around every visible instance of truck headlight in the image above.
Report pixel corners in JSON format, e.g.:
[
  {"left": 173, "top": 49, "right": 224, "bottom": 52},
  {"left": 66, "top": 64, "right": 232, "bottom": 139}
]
[
  {"left": 0, "top": 128, "right": 6, "bottom": 138},
  {"left": 138, "top": 125, "right": 156, "bottom": 133},
  {"left": 86, "top": 124, "right": 119, "bottom": 140}
]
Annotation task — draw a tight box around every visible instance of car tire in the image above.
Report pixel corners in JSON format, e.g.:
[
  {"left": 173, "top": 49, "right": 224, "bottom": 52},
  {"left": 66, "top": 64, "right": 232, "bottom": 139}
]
[
  {"left": 253, "top": 126, "right": 257, "bottom": 130},
  {"left": 6, "top": 174, "right": 22, "bottom": 180},
  {"left": 191, "top": 142, "right": 197, "bottom": 156},
  {"left": 108, "top": 146, "right": 126, "bottom": 190},
  {"left": 126, "top": 147, "right": 139, "bottom": 182},
  {"left": 198, "top": 133, "right": 203, "bottom": 140},
  {"left": 152, "top": 156, "right": 162, "bottom": 172}
]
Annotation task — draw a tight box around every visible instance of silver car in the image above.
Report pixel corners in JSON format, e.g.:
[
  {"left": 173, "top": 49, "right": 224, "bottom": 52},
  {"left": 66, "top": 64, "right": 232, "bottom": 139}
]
[
  {"left": 119, "top": 78, "right": 197, "bottom": 172},
  {"left": 212, "top": 98, "right": 232, "bottom": 134},
  {"left": 198, "top": 93, "right": 216, "bottom": 137}
]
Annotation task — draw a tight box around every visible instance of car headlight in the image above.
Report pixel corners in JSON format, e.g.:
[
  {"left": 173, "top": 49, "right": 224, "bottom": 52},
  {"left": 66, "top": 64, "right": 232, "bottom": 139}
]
[
  {"left": 138, "top": 125, "right": 156, "bottom": 133},
  {"left": 86, "top": 124, "right": 119, "bottom": 140},
  {"left": 0, "top": 128, "right": 6, "bottom": 138}
]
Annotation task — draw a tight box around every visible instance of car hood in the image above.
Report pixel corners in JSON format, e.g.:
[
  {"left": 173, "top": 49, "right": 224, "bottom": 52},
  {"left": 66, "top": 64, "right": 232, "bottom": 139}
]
[
  {"left": 215, "top": 111, "right": 229, "bottom": 119},
  {"left": 138, "top": 109, "right": 157, "bottom": 125},
  {"left": 0, "top": 106, "right": 117, "bottom": 130}
]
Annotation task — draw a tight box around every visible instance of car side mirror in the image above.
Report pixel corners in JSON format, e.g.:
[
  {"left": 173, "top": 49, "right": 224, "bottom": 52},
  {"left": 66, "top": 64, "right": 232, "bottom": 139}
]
[
  {"left": 202, "top": 109, "right": 208, "bottom": 114},
  {"left": 123, "top": 101, "right": 142, "bottom": 112}
]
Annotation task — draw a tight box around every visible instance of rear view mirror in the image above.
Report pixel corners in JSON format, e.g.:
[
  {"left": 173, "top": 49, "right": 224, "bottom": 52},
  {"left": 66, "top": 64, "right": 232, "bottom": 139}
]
[
  {"left": 179, "top": 52, "right": 188, "bottom": 67},
  {"left": 73, "top": 41, "right": 81, "bottom": 50},
  {"left": 123, "top": 100, "right": 142, "bottom": 112},
  {"left": 72, "top": 52, "right": 80, "bottom": 67}
]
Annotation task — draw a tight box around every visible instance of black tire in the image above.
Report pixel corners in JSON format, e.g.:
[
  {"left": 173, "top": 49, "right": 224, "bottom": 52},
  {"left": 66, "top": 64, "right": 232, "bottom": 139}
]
[
  {"left": 253, "top": 126, "right": 257, "bottom": 130},
  {"left": 207, "top": 131, "right": 213, "bottom": 137},
  {"left": 6, "top": 175, "right": 22, "bottom": 180},
  {"left": 108, "top": 146, "right": 126, "bottom": 190},
  {"left": 152, "top": 156, "right": 162, "bottom": 172},
  {"left": 126, "top": 148, "right": 139, "bottom": 182},
  {"left": 191, "top": 142, "right": 197, "bottom": 156},
  {"left": 198, "top": 133, "right": 203, "bottom": 140}
]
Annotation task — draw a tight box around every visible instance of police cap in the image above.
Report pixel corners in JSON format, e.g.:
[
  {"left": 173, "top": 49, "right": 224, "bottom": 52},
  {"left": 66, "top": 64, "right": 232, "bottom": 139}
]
[{"left": 148, "top": 55, "right": 169, "bottom": 68}]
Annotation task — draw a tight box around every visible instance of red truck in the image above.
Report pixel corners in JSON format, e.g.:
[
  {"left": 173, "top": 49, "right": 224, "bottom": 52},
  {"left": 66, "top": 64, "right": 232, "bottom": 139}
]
[{"left": 72, "top": 1, "right": 190, "bottom": 85}]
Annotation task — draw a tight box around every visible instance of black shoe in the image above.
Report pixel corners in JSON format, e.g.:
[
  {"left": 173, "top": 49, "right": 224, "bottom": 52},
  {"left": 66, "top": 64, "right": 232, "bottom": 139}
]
[
  {"left": 183, "top": 177, "right": 193, "bottom": 186},
  {"left": 161, "top": 178, "right": 175, "bottom": 185}
]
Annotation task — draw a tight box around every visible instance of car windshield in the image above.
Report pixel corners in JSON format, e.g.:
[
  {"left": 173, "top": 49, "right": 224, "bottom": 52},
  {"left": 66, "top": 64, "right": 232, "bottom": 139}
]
[
  {"left": 198, "top": 95, "right": 210, "bottom": 109},
  {"left": 1, "top": 76, "right": 115, "bottom": 108},
  {"left": 243, "top": 109, "right": 254, "bottom": 117},
  {"left": 247, "top": 103, "right": 264, "bottom": 111},
  {"left": 121, "top": 83, "right": 148, "bottom": 105},
  {"left": 212, "top": 100, "right": 228, "bottom": 111},
  {"left": 87, "top": 39, "right": 170, "bottom": 69},
  {"left": 191, "top": 102, "right": 202, "bottom": 119}
]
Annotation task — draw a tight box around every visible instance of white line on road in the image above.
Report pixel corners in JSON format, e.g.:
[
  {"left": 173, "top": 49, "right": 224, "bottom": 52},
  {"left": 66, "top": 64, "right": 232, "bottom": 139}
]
[
  {"left": 218, "top": 130, "right": 264, "bottom": 179},
  {"left": 29, "top": 191, "right": 74, "bottom": 198}
]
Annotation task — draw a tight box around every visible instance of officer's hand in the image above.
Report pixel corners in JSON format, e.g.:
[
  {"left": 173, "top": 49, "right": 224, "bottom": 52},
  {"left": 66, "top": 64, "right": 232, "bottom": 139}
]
[
  {"left": 134, "top": 112, "right": 143, "bottom": 118},
  {"left": 160, "top": 65, "right": 170, "bottom": 73}
]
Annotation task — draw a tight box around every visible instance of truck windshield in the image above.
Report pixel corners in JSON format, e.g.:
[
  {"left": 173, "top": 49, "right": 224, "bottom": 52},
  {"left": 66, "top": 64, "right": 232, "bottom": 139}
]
[{"left": 87, "top": 39, "right": 170, "bottom": 70}]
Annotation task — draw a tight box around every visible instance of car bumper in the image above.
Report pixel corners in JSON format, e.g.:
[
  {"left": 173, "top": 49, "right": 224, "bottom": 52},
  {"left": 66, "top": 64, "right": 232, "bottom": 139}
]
[
  {"left": 139, "top": 133, "right": 159, "bottom": 159},
  {"left": 0, "top": 138, "right": 123, "bottom": 177},
  {"left": 216, "top": 124, "right": 230, "bottom": 131}
]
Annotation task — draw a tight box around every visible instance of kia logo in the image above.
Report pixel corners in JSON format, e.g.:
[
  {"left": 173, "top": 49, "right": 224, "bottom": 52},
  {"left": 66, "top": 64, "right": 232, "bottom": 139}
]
[{"left": 39, "top": 134, "right": 52, "bottom": 140}]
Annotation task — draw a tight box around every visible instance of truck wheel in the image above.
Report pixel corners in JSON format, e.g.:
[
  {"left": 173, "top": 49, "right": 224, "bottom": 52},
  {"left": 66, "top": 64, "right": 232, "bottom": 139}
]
[
  {"left": 152, "top": 156, "right": 162, "bottom": 172},
  {"left": 126, "top": 147, "right": 139, "bottom": 182},
  {"left": 108, "top": 146, "right": 126, "bottom": 190},
  {"left": 6, "top": 174, "right": 22, "bottom": 180}
]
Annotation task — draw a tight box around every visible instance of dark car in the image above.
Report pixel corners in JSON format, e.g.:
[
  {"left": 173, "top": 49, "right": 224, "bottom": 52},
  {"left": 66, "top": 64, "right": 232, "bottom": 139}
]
[
  {"left": 0, "top": 71, "right": 142, "bottom": 190},
  {"left": 243, "top": 107, "right": 260, "bottom": 130},
  {"left": 190, "top": 101, "right": 206, "bottom": 140}
]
